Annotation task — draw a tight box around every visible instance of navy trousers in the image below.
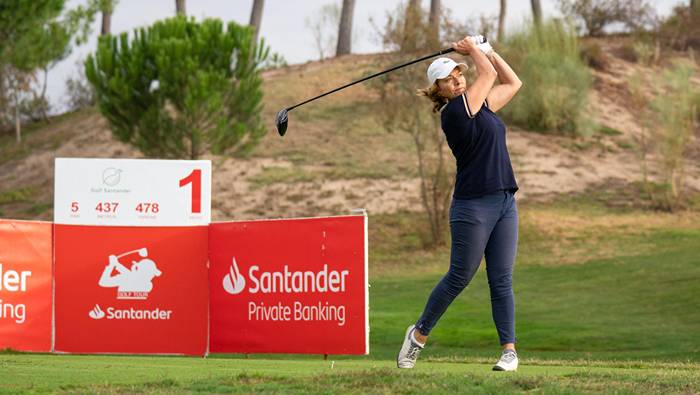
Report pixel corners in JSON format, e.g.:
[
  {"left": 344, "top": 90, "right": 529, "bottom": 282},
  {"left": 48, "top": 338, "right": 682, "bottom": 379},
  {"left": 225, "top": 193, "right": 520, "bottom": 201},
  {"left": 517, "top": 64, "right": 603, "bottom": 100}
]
[{"left": 415, "top": 190, "right": 518, "bottom": 345}]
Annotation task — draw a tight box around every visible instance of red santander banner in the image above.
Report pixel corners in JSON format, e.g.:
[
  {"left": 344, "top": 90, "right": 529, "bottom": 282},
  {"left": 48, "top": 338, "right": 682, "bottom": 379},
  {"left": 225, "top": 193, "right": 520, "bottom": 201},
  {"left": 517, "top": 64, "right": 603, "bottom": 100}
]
[
  {"left": 209, "top": 215, "right": 368, "bottom": 355},
  {"left": 54, "top": 225, "right": 209, "bottom": 355},
  {"left": 0, "top": 220, "right": 52, "bottom": 352}
]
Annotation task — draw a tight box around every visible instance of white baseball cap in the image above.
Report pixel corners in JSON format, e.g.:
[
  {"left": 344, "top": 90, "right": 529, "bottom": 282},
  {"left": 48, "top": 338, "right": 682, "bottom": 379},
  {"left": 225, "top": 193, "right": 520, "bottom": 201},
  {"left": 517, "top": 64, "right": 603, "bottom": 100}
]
[{"left": 427, "top": 57, "right": 468, "bottom": 85}]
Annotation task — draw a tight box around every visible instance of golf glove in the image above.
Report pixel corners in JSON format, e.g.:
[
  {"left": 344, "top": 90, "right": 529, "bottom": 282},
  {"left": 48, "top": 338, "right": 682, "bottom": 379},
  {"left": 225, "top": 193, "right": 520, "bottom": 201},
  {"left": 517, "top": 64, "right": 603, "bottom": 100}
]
[
  {"left": 467, "top": 35, "right": 486, "bottom": 45},
  {"left": 477, "top": 41, "right": 494, "bottom": 56}
]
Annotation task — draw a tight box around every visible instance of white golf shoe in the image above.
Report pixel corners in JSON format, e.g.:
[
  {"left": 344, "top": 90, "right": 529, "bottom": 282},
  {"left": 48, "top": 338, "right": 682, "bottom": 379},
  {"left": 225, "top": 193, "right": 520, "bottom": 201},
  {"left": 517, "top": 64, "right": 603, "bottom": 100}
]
[
  {"left": 493, "top": 349, "right": 518, "bottom": 371},
  {"left": 397, "top": 325, "right": 424, "bottom": 369}
]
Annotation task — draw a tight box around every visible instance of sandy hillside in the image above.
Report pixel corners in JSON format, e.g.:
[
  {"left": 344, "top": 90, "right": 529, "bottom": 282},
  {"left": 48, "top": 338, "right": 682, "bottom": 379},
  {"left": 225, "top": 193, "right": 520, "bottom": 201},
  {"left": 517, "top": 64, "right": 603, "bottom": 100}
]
[{"left": 0, "top": 37, "right": 698, "bottom": 221}]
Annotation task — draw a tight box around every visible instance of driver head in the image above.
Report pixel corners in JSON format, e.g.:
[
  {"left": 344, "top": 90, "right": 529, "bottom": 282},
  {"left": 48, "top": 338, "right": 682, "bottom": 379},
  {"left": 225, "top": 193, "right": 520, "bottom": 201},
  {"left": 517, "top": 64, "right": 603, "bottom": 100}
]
[{"left": 275, "top": 108, "right": 288, "bottom": 136}]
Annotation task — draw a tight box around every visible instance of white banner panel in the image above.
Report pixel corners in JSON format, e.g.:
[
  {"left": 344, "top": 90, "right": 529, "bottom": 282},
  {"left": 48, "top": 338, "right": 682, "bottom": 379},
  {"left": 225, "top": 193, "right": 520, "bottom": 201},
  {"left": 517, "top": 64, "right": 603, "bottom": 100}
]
[{"left": 54, "top": 158, "right": 211, "bottom": 226}]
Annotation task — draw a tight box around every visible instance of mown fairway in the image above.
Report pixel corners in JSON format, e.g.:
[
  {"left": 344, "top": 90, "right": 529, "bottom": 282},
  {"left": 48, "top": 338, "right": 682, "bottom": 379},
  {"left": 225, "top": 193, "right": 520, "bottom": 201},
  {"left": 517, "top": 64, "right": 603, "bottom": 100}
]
[{"left": 2, "top": 201, "right": 699, "bottom": 394}]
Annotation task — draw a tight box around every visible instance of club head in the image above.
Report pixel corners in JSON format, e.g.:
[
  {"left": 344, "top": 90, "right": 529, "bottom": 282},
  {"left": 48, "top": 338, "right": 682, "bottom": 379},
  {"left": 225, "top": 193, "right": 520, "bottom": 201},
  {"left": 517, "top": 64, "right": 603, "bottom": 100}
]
[
  {"left": 138, "top": 248, "right": 148, "bottom": 257},
  {"left": 275, "top": 108, "right": 289, "bottom": 136}
]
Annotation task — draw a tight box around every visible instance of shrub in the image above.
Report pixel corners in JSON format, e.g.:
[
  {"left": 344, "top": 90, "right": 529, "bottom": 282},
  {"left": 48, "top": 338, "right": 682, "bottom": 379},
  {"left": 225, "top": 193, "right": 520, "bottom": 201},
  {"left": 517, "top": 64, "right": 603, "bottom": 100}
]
[
  {"left": 556, "top": 0, "right": 656, "bottom": 37},
  {"left": 658, "top": 5, "right": 700, "bottom": 51},
  {"left": 500, "top": 21, "right": 593, "bottom": 135},
  {"left": 630, "top": 61, "right": 700, "bottom": 211},
  {"left": 64, "top": 58, "right": 95, "bottom": 111},
  {"left": 580, "top": 39, "right": 608, "bottom": 70}
]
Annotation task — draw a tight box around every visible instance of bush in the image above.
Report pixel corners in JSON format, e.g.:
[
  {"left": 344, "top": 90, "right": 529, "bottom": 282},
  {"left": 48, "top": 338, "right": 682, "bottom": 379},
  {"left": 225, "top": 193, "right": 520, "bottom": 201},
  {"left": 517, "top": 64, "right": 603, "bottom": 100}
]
[
  {"left": 64, "top": 58, "right": 95, "bottom": 111},
  {"left": 649, "top": 61, "right": 700, "bottom": 210},
  {"left": 556, "top": 0, "right": 656, "bottom": 37},
  {"left": 500, "top": 21, "right": 593, "bottom": 135},
  {"left": 630, "top": 61, "right": 700, "bottom": 211},
  {"left": 658, "top": 5, "right": 700, "bottom": 51},
  {"left": 580, "top": 39, "right": 608, "bottom": 70}
]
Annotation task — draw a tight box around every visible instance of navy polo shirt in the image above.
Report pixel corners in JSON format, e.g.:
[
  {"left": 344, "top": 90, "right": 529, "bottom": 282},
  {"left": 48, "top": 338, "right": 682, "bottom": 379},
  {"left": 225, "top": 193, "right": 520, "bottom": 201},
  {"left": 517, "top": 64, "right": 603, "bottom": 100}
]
[{"left": 440, "top": 93, "right": 519, "bottom": 199}]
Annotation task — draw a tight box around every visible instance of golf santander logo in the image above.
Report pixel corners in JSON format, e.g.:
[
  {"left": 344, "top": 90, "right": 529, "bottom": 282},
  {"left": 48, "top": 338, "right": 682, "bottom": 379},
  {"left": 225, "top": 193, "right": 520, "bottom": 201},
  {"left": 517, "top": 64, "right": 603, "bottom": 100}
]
[
  {"left": 222, "top": 256, "right": 350, "bottom": 327},
  {"left": 88, "top": 247, "right": 172, "bottom": 321}
]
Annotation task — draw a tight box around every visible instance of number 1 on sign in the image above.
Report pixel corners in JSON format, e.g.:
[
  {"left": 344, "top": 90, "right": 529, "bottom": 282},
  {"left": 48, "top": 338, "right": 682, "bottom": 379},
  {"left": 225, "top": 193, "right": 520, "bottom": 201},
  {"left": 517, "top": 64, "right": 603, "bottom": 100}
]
[{"left": 179, "top": 169, "right": 202, "bottom": 214}]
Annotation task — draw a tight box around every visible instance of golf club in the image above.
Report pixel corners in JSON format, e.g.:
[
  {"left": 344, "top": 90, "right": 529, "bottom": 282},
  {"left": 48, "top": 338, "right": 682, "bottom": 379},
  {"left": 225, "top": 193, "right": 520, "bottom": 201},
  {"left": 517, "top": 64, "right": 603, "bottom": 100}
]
[
  {"left": 275, "top": 39, "right": 486, "bottom": 136},
  {"left": 116, "top": 248, "right": 148, "bottom": 259}
]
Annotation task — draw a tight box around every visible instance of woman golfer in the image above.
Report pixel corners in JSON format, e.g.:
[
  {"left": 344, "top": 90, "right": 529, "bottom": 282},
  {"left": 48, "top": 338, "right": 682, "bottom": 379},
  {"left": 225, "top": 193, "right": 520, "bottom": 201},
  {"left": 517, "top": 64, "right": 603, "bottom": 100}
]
[{"left": 397, "top": 35, "right": 522, "bottom": 371}]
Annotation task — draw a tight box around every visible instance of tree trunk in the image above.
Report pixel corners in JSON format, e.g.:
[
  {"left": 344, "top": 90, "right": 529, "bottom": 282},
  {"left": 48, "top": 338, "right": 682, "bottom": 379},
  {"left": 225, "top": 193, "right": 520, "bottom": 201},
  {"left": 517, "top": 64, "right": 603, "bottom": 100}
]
[
  {"left": 498, "top": 0, "right": 507, "bottom": 42},
  {"left": 176, "top": 0, "right": 186, "bottom": 16},
  {"left": 429, "top": 0, "right": 440, "bottom": 48},
  {"left": 39, "top": 67, "right": 49, "bottom": 123},
  {"left": 336, "top": 0, "right": 355, "bottom": 56},
  {"left": 101, "top": 8, "right": 112, "bottom": 35},
  {"left": 249, "top": 0, "right": 264, "bottom": 44},
  {"left": 403, "top": 0, "right": 421, "bottom": 51},
  {"left": 692, "top": 0, "right": 700, "bottom": 15},
  {"left": 530, "top": 0, "right": 542, "bottom": 27},
  {"left": 14, "top": 101, "right": 21, "bottom": 144}
]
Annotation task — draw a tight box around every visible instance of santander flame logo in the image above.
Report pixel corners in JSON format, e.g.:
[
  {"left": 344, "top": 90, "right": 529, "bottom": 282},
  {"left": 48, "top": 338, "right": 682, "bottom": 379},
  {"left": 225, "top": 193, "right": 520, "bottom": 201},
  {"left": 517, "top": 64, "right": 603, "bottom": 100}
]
[
  {"left": 89, "top": 304, "right": 106, "bottom": 319},
  {"left": 222, "top": 257, "right": 246, "bottom": 295}
]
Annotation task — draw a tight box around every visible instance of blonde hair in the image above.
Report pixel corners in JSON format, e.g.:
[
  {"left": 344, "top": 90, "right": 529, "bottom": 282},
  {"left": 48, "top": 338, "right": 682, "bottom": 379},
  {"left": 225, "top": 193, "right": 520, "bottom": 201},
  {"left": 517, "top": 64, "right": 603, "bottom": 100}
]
[{"left": 416, "top": 83, "right": 448, "bottom": 113}]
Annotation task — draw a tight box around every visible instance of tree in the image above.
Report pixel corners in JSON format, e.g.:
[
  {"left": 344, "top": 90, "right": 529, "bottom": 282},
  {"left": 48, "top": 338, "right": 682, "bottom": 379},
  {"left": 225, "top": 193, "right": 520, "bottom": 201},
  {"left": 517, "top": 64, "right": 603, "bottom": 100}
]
[
  {"left": 531, "top": 0, "right": 542, "bottom": 28},
  {"left": 498, "top": 0, "right": 507, "bottom": 42},
  {"left": 557, "top": 0, "right": 656, "bottom": 37},
  {"left": 99, "top": 0, "right": 117, "bottom": 36},
  {"left": 403, "top": 0, "right": 423, "bottom": 52},
  {"left": 249, "top": 0, "right": 264, "bottom": 44},
  {"left": 370, "top": 2, "right": 458, "bottom": 247},
  {"left": 336, "top": 0, "right": 355, "bottom": 56},
  {"left": 175, "top": 0, "right": 185, "bottom": 16},
  {"left": 429, "top": 0, "right": 441, "bottom": 47},
  {"left": 305, "top": 3, "right": 340, "bottom": 60},
  {"left": 86, "top": 17, "right": 270, "bottom": 159},
  {"left": 0, "top": 0, "right": 95, "bottom": 142}
]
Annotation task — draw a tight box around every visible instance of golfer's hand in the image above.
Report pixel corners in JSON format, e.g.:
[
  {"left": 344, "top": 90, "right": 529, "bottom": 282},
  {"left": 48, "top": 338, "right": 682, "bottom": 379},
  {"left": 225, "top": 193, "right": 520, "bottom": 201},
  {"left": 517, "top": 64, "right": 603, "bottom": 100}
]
[
  {"left": 477, "top": 41, "right": 494, "bottom": 56},
  {"left": 452, "top": 36, "right": 478, "bottom": 55}
]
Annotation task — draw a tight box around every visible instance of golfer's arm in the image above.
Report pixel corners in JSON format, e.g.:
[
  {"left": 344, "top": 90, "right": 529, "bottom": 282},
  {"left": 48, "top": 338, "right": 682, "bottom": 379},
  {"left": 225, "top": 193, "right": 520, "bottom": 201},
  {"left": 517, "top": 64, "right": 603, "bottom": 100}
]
[
  {"left": 486, "top": 52, "right": 522, "bottom": 112},
  {"left": 464, "top": 49, "right": 498, "bottom": 117}
]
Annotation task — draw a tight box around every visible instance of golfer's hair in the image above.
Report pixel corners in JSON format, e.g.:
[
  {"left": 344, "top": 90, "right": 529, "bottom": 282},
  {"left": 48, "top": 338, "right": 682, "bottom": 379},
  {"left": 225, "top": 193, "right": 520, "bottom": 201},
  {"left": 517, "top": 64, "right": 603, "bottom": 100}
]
[{"left": 416, "top": 84, "right": 448, "bottom": 113}]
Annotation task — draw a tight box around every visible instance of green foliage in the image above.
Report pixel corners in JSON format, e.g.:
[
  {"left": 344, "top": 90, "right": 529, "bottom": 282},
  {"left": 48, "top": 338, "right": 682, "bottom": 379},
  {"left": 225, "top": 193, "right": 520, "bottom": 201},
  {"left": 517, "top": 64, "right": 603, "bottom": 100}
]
[
  {"left": 500, "top": 21, "right": 593, "bottom": 136},
  {"left": 85, "top": 16, "right": 269, "bottom": 159},
  {"left": 0, "top": 0, "right": 96, "bottom": 137},
  {"left": 649, "top": 61, "right": 699, "bottom": 209},
  {"left": 630, "top": 61, "right": 700, "bottom": 211},
  {"left": 0, "top": 188, "right": 34, "bottom": 204},
  {"left": 631, "top": 40, "right": 656, "bottom": 66}
]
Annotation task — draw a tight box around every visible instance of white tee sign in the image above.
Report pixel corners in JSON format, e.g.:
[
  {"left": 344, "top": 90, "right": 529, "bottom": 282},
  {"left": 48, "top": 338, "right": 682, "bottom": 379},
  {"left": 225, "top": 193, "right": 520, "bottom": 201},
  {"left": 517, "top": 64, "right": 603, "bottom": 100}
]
[{"left": 54, "top": 158, "right": 211, "bottom": 226}]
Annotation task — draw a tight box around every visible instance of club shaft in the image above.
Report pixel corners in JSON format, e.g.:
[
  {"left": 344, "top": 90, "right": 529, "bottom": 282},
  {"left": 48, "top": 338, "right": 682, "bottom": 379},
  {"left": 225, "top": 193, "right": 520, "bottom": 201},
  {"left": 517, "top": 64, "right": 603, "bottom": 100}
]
[
  {"left": 287, "top": 48, "right": 455, "bottom": 112},
  {"left": 116, "top": 249, "right": 142, "bottom": 259}
]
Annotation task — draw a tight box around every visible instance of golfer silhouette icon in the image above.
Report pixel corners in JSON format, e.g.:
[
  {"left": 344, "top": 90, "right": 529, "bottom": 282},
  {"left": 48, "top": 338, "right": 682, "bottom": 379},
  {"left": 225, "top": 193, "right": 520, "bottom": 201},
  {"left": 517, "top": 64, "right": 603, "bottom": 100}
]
[{"left": 98, "top": 248, "right": 162, "bottom": 300}]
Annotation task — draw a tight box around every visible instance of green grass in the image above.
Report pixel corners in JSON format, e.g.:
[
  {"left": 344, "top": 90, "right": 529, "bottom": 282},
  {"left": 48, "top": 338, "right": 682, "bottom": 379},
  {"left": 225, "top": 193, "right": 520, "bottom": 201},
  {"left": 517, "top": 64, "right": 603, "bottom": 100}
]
[
  {"left": 1, "top": 202, "right": 699, "bottom": 393},
  {"left": 0, "top": 109, "right": 91, "bottom": 167},
  {"left": 598, "top": 126, "right": 624, "bottom": 136},
  {"left": 368, "top": 233, "right": 700, "bottom": 361},
  {"left": 0, "top": 188, "right": 35, "bottom": 204},
  {"left": 1, "top": 354, "right": 698, "bottom": 394}
]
